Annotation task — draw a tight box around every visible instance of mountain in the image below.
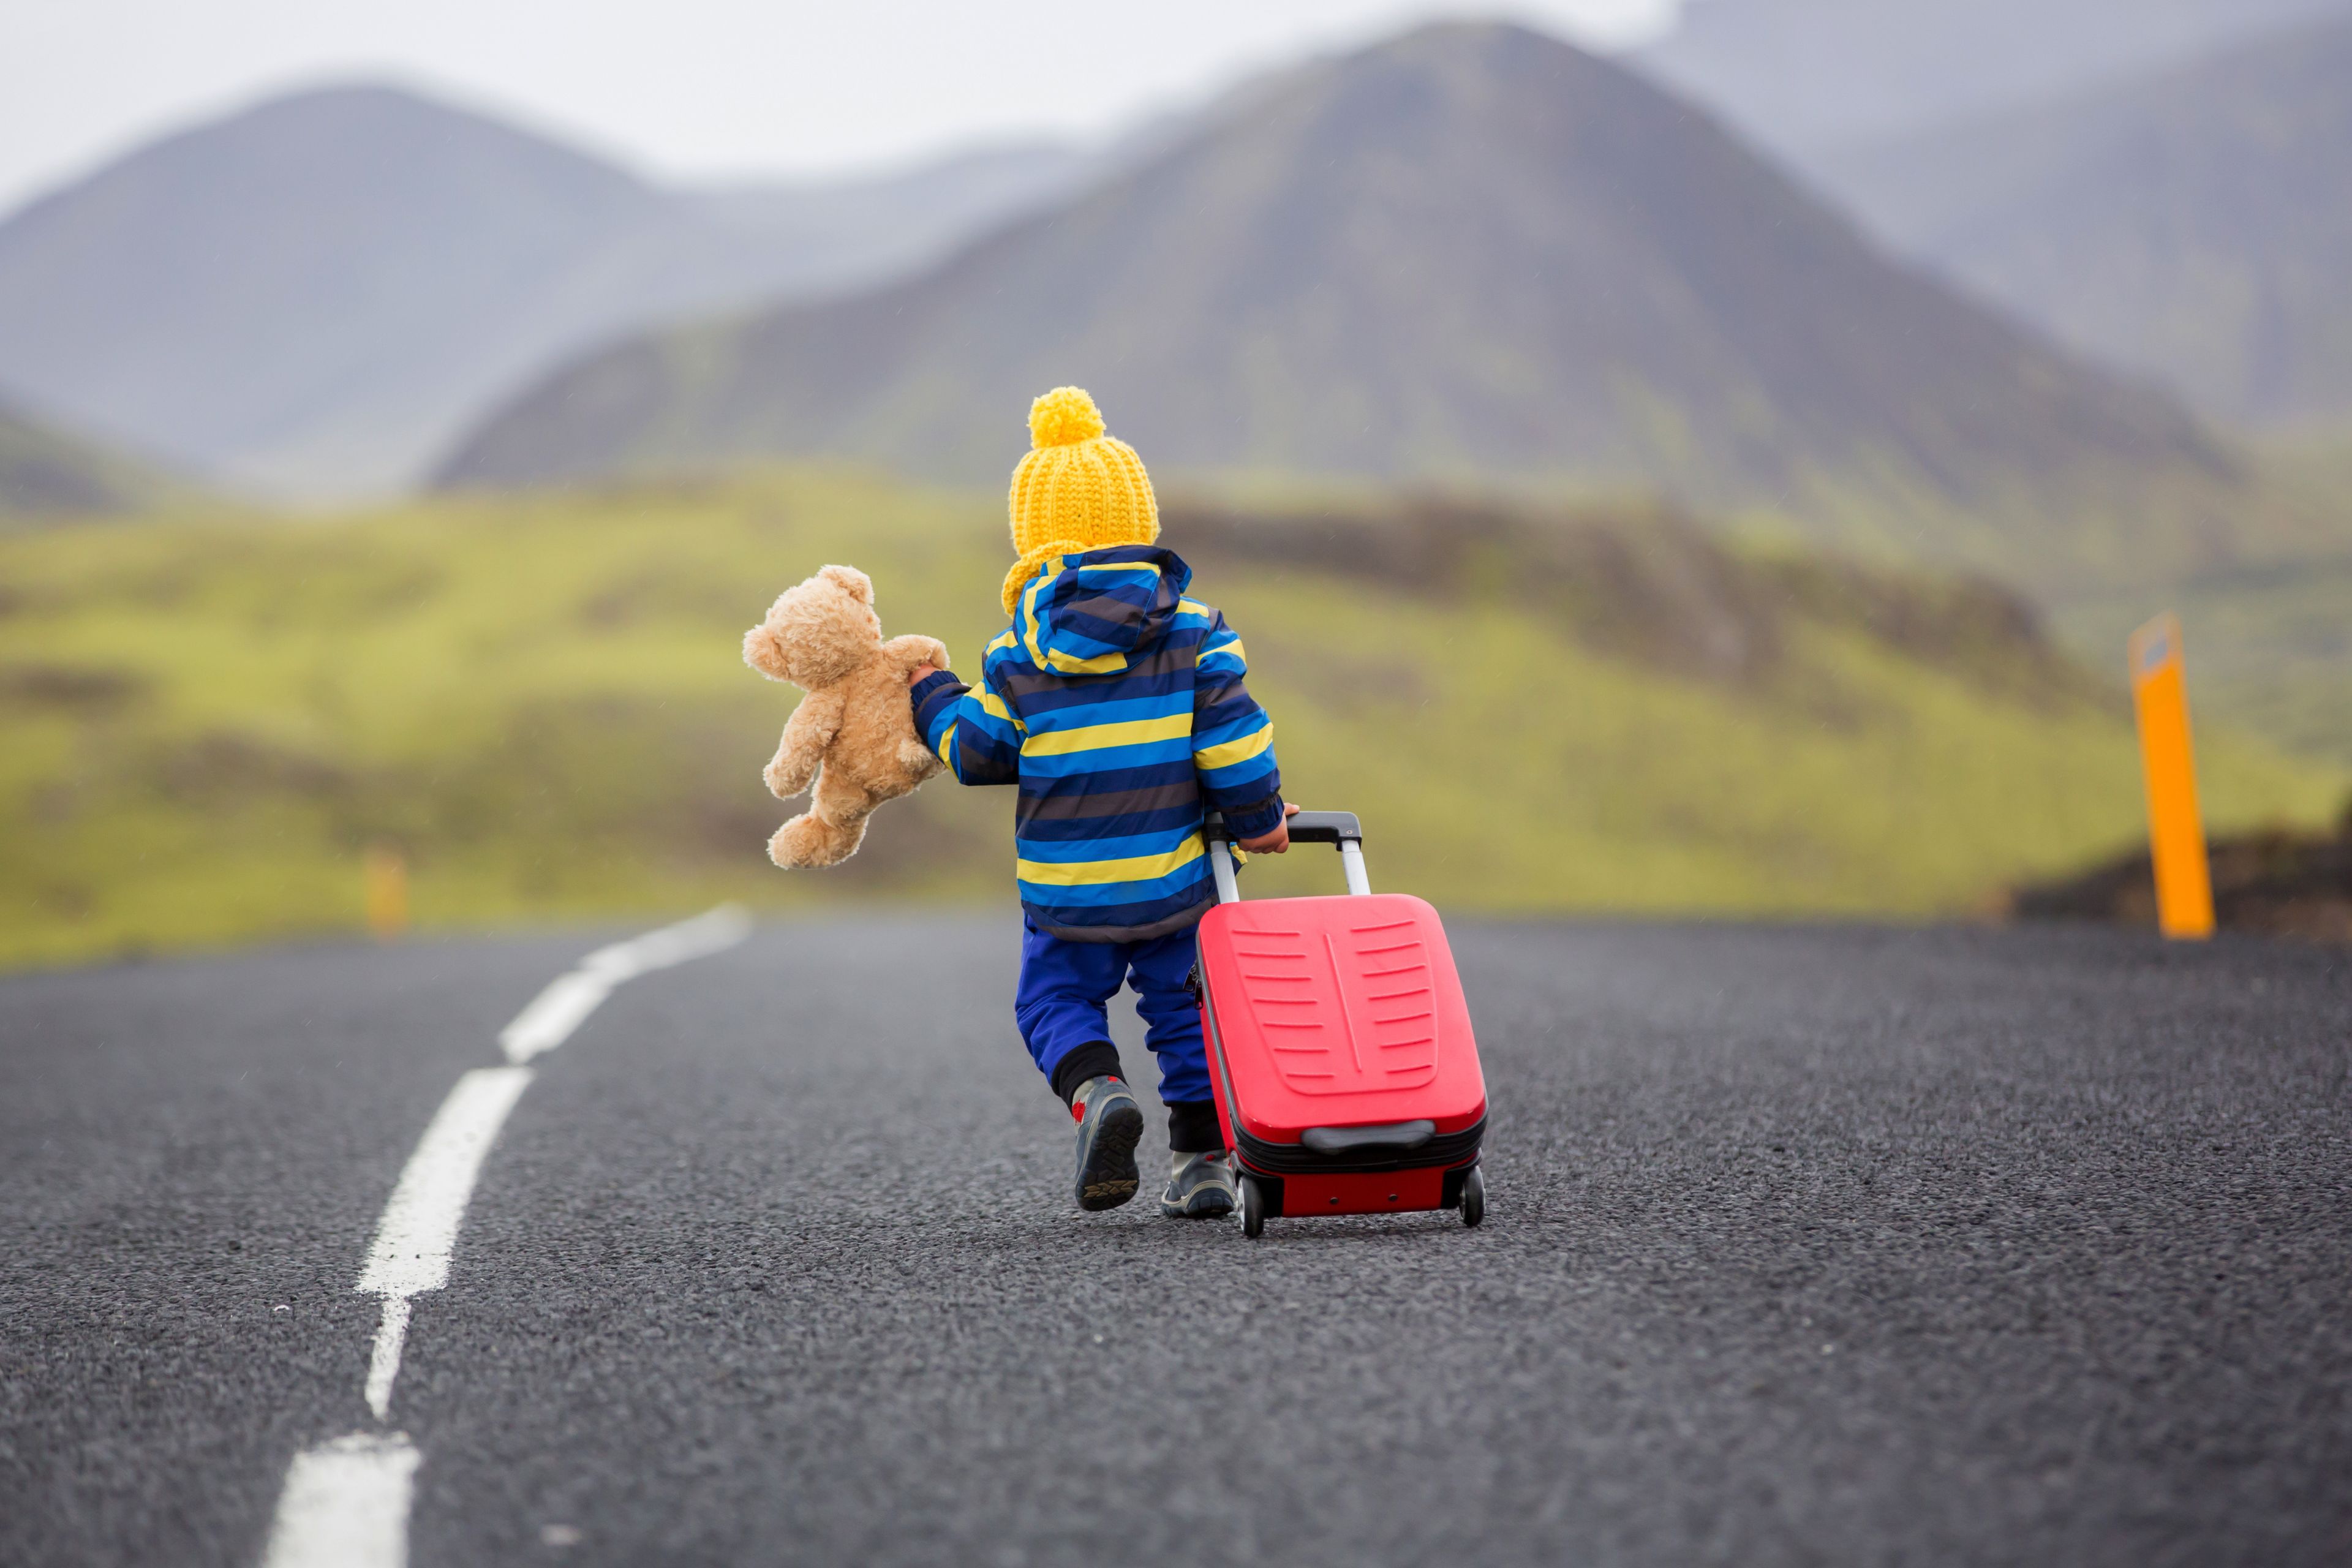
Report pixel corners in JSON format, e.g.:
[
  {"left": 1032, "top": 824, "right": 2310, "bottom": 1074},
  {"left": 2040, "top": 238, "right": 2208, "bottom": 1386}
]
[
  {"left": 0, "top": 85, "right": 1093, "bottom": 496},
  {"left": 0, "top": 399, "right": 194, "bottom": 517},
  {"left": 1634, "top": 0, "right": 2352, "bottom": 161},
  {"left": 437, "top": 22, "right": 2226, "bottom": 579},
  {"left": 1812, "top": 15, "right": 2352, "bottom": 429}
]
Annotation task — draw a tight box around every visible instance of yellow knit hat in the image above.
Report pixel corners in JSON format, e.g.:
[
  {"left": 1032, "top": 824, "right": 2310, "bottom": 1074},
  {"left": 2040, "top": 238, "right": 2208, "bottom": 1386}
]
[{"left": 1001, "top": 386, "right": 1159, "bottom": 614}]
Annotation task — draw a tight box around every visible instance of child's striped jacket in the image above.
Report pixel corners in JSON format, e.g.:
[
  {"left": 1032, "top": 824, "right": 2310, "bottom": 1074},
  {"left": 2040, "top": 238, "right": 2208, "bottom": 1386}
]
[{"left": 909, "top": 545, "right": 1283, "bottom": 940}]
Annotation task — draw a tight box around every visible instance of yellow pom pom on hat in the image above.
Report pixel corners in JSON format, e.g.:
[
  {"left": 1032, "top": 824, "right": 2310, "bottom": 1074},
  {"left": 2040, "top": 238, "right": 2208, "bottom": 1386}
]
[{"left": 1002, "top": 386, "right": 1159, "bottom": 614}]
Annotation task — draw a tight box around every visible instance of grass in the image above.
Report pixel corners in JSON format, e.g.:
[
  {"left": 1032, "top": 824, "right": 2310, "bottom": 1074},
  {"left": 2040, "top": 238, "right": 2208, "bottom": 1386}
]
[
  {"left": 2057, "top": 559, "right": 2352, "bottom": 766},
  {"left": 0, "top": 467, "right": 2339, "bottom": 968},
  {"left": 2049, "top": 426, "right": 2352, "bottom": 766}
]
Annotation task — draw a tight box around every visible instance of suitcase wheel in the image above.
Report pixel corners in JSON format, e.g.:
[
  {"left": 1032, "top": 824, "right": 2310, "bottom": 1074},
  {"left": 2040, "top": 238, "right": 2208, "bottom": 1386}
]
[
  {"left": 1240, "top": 1175, "right": 1266, "bottom": 1240},
  {"left": 1460, "top": 1166, "right": 1485, "bottom": 1228}
]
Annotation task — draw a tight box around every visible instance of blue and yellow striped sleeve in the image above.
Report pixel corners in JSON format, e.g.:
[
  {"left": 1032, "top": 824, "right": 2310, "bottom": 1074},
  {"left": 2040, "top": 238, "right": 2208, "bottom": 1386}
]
[
  {"left": 911, "top": 650, "right": 1024, "bottom": 787},
  {"left": 1190, "top": 611, "right": 1282, "bottom": 837}
]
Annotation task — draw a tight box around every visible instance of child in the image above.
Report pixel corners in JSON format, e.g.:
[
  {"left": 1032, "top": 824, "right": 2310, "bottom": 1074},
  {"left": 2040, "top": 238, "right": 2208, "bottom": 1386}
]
[{"left": 907, "top": 386, "right": 1294, "bottom": 1217}]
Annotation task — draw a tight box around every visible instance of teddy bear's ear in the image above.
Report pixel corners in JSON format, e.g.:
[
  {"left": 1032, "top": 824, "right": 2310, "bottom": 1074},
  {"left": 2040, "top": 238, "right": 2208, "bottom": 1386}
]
[{"left": 817, "top": 564, "right": 873, "bottom": 604}]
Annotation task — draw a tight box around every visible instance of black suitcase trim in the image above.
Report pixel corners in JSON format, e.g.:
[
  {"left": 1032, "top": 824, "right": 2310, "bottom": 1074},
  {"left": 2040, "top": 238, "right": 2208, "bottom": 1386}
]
[
  {"left": 1232, "top": 1116, "right": 1485, "bottom": 1176},
  {"left": 1240, "top": 1162, "right": 1482, "bottom": 1219}
]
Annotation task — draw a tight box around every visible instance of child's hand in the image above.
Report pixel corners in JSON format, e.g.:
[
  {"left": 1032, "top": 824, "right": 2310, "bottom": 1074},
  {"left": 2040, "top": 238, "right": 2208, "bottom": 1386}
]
[
  {"left": 908, "top": 664, "right": 938, "bottom": 686},
  {"left": 1237, "top": 803, "right": 1301, "bottom": 854}
]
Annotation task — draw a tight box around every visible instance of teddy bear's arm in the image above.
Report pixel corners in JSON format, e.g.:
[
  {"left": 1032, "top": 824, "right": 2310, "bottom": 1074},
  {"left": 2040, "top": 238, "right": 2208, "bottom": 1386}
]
[
  {"left": 881, "top": 633, "right": 952, "bottom": 675},
  {"left": 764, "top": 688, "right": 845, "bottom": 799}
]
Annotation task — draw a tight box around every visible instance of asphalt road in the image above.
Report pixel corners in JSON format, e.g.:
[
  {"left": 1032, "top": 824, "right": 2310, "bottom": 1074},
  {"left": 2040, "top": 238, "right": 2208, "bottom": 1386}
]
[{"left": 4, "top": 916, "right": 2349, "bottom": 1566}]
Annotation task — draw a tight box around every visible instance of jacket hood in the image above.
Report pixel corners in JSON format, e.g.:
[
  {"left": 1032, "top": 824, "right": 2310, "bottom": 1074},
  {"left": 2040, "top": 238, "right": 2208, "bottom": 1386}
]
[{"left": 1013, "top": 545, "right": 1192, "bottom": 674}]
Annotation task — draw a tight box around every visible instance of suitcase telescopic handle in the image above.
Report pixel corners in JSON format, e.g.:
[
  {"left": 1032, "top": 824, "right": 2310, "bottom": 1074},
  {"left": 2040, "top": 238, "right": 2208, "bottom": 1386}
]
[
  {"left": 1202, "top": 809, "right": 1372, "bottom": 902},
  {"left": 1284, "top": 811, "right": 1362, "bottom": 845}
]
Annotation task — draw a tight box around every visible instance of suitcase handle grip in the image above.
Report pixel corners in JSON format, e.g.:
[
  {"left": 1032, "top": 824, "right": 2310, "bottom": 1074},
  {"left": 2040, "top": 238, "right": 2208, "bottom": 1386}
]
[
  {"left": 1203, "top": 809, "right": 1371, "bottom": 900},
  {"left": 1284, "top": 811, "right": 1362, "bottom": 845},
  {"left": 1203, "top": 809, "right": 1362, "bottom": 845},
  {"left": 1301, "top": 1120, "right": 1434, "bottom": 1155}
]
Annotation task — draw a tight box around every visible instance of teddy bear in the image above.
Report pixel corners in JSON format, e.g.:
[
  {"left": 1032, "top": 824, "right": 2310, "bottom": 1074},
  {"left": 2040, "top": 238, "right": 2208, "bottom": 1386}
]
[{"left": 741, "top": 564, "right": 949, "bottom": 867}]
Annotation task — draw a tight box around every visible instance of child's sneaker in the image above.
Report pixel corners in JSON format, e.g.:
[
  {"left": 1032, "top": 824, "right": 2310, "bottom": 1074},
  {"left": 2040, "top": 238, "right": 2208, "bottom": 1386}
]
[
  {"left": 1069, "top": 1076, "right": 1145, "bottom": 1210},
  {"left": 1161, "top": 1149, "right": 1238, "bottom": 1218}
]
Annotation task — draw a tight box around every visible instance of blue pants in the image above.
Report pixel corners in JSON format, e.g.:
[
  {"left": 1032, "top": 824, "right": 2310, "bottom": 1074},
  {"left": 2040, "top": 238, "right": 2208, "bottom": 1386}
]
[{"left": 1015, "top": 919, "right": 1209, "bottom": 1107}]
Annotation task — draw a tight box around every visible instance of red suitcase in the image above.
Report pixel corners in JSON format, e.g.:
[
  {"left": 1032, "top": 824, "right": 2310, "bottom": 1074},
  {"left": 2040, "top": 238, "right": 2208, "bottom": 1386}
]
[{"left": 1194, "top": 810, "right": 1487, "bottom": 1238}]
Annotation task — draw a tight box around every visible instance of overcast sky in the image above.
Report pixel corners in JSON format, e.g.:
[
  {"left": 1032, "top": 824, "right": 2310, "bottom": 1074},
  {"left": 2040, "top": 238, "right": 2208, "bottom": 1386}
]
[{"left": 0, "top": 1, "right": 1681, "bottom": 213}]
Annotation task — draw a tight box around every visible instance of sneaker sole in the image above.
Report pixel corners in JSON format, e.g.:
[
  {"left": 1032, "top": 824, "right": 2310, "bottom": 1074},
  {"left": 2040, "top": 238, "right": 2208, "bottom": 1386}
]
[
  {"left": 1161, "top": 1186, "right": 1235, "bottom": 1219},
  {"left": 1077, "top": 1101, "right": 1145, "bottom": 1211}
]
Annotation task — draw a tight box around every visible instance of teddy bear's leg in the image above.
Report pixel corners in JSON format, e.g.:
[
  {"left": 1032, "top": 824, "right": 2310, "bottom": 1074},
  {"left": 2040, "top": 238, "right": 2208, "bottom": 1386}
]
[
  {"left": 769, "top": 771, "right": 878, "bottom": 867},
  {"left": 814, "top": 768, "right": 880, "bottom": 850},
  {"left": 770, "top": 809, "right": 866, "bottom": 868}
]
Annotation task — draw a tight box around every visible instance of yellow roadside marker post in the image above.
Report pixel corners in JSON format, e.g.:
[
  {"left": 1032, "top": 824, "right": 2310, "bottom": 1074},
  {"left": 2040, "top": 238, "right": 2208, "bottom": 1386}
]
[
  {"left": 364, "top": 845, "right": 410, "bottom": 941},
  {"left": 2127, "top": 614, "right": 2214, "bottom": 940}
]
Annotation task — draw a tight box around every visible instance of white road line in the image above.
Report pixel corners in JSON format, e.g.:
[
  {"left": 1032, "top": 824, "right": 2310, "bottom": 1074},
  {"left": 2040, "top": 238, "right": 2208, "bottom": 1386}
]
[
  {"left": 497, "top": 971, "right": 609, "bottom": 1068},
  {"left": 258, "top": 906, "right": 750, "bottom": 1568},
  {"left": 363, "top": 1298, "right": 412, "bottom": 1425},
  {"left": 361, "top": 1066, "right": 536, "bottom": 1300},
  {"left": 356, "top": 1065, "right": 532, "bottom": 1418},
  {"left": 502, "top": 905, "right": 750, "bottom": 1065},
  {"left": 261, "top": 1433, "right": 420, "bottom": 1568}
]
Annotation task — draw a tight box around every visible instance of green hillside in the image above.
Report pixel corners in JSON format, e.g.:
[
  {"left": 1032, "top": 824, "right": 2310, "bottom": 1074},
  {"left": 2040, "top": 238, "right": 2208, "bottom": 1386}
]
[
  {"left": 2047, "top": 429, "right": 2352, "bottom": 765},
  {"left": 0, "top": 469, "right": 2337, "bottom": 968}
]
